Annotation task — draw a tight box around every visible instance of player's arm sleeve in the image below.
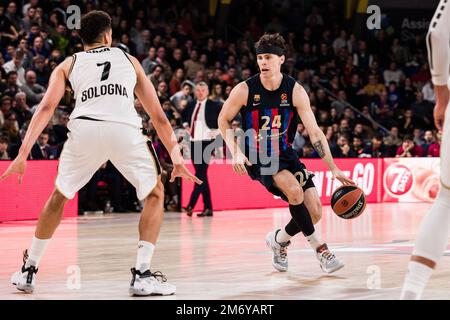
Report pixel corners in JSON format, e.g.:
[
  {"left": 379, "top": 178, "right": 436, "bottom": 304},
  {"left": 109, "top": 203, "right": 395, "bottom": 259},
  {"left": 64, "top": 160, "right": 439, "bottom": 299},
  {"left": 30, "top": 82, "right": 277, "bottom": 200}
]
[{"left": 427, "top": 0, "right": 450, "bottom": 86}]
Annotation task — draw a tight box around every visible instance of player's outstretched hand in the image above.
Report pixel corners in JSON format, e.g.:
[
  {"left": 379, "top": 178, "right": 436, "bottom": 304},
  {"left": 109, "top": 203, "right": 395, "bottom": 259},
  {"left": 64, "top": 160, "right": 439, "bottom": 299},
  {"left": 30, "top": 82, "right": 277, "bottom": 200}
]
[
  {"left": 170, "top": 163, "right": 203, "bottom": 185},
  {"left": 232, "top": 152, "right": 251, "bottom": 175},
  {"left": 0, "top": 155, "right": 27, "bottom": 184},
  {"left": 331, "top": 168, "right": 355, "bottom": 186}
]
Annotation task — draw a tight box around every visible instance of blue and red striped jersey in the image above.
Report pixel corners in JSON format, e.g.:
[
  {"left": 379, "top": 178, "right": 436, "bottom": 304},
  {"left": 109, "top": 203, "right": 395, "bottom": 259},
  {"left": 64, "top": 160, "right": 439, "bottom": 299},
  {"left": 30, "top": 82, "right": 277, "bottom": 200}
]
[{"left": 240, "top": 73, "right": 299, "bottom": 158}]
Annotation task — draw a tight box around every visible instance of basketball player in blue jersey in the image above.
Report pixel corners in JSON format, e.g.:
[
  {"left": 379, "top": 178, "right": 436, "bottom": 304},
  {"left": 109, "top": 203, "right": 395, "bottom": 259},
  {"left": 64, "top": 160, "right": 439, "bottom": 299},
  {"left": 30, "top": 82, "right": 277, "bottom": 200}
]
[{"left": 219, "top": 33, "right": 355, "bottom": 273}]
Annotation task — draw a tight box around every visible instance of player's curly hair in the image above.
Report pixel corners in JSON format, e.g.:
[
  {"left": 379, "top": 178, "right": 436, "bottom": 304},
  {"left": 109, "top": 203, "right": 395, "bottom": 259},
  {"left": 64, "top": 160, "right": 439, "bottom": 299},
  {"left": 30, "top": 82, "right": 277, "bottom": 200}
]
[
  {"left": 254, "top": 33, "right": 286, "bottom": 51},
  {"left": 79, "top": 10, "right": 111, "bottom": 45}
]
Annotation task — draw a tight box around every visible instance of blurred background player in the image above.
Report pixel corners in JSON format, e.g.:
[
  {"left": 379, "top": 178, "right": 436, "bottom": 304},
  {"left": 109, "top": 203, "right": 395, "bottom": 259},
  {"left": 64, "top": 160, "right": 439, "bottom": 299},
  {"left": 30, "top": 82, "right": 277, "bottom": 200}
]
[
  {"left": 219, "top": 33, "right": 355, "bottom": 274},
  {"left": 400, "top": 0, "right": 450, "bottom": 299}
]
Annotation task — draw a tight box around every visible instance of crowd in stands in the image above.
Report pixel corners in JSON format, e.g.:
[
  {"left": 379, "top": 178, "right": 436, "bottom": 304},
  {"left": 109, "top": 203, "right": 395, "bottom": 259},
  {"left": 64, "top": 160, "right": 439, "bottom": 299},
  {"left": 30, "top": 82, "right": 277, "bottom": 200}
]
[{"left": 0, "top": 0, "right": 441, "bottom": 211}]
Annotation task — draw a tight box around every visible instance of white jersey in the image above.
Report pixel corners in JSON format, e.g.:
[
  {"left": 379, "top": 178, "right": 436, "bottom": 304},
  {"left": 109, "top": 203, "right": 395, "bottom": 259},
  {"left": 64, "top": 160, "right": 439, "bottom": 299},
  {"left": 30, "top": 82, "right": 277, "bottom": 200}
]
[
  {"left": 426, "top": 0, "right": 450, "bottom": 87},
  {"left": 68, "top": 46, "right": 141, "bottom": 128}
]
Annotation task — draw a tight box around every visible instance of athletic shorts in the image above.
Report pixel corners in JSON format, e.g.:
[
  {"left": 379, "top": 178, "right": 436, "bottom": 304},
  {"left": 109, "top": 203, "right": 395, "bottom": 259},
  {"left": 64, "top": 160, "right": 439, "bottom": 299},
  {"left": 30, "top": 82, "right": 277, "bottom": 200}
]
[
  {"left": 55, "top": 118, "right": 161, "bottom": 201},
  {"left": 245, "top": 148, "right": 315, "bottom": 202}
]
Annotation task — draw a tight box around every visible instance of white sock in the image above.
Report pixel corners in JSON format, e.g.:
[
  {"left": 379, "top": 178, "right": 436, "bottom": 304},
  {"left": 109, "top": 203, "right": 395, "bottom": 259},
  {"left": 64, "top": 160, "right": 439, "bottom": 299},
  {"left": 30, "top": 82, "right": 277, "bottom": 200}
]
[
  {"left": 305, "top": 231, "right": 322, "bottom": 251},
  {"left": 276, "top": 228, "right": 292, "bottom": 244},
  {"left": 400, "top": 261, "right": 433, "bottom": 300},
  {"left": 26, "top": 236, "right": 50, "bottom": 268},
  {"left": 135, "top": 240, "right": 155, "bottom": 272}
]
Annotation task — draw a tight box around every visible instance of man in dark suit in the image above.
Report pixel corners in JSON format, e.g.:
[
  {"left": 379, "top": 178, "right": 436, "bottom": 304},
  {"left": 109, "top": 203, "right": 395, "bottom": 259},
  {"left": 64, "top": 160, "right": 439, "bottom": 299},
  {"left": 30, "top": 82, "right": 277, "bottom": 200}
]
[
  {"left": 30, "top": 130, "right": 56, "bottom": 160},
  {"left": 182, "top": 82, "right": 222, "bottom": 217}
]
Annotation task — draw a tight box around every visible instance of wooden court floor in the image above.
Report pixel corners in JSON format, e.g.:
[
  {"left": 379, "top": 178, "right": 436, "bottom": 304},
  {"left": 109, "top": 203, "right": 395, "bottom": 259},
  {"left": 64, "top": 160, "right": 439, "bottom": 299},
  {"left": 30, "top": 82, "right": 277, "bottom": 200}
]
[{"left": 2, "top": 202, "right": 450, "bottom": 300}]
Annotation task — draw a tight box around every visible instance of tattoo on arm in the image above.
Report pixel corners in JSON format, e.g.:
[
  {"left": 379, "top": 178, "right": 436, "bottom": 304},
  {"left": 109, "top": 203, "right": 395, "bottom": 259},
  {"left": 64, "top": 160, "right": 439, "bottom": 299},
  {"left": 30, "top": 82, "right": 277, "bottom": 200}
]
[{"left": 313, "top": 141, "right": 325, "bottom": 158}]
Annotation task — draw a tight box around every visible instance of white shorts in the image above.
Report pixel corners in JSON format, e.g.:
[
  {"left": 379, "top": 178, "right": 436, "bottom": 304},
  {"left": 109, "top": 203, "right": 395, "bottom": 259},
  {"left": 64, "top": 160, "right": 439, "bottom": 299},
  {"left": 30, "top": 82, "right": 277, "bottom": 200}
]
[
  {"left": 55, "top": 119, "right": 161, "bottom": 201},
  {"left": 442, "top": 103, "right": 450, "bottom": 188}
]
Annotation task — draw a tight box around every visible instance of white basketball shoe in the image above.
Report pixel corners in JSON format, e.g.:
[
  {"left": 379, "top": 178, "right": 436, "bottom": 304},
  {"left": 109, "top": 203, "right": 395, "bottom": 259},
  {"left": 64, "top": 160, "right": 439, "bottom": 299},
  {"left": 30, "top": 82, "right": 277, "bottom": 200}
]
[
  {"left": 11, "top": 250, "right": 37, "bottom": 293},
  {"left": 316, "top": 243, "right": 345, "bottom": 274},
  {"left": 129, "top": 268, "right": 176, "bottom": 296},
  {"left": 265, "top": 229, "right": 290, "bottom": 272}
]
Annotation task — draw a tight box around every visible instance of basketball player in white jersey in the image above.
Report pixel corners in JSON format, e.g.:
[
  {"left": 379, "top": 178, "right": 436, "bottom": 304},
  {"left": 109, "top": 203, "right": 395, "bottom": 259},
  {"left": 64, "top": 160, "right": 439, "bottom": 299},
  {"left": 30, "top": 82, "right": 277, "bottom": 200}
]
[
  {"left": 400, "top": 0, "right": 450, "bottom": 299},
  {"left": 1, "top": 11, "right": 201, "bottom": 296}
]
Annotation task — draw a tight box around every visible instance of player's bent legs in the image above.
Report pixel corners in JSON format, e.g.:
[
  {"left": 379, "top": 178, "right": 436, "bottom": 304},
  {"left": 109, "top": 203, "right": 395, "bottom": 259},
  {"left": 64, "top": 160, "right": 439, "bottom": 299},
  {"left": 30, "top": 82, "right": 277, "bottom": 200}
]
[
  {"left": 281, "top": 187, "right": 323, "bottom": 239},
  {"left": 400, "top": 187, "right": 450, "bottom": 299},
  {"left": 139, "top": 178, "right": 165, "bottom": 244},
  {"left": 401, "top": 106, "right": 450, "bottom": 299},
  {"left": 304, "top": 187, "right": 322, "bottom": 225},
  {"left": 268, "top": 170, "right": 344, "bottom": 273},
  {"left": 35, "top": 188, "right": 69, "bottom": 239}
]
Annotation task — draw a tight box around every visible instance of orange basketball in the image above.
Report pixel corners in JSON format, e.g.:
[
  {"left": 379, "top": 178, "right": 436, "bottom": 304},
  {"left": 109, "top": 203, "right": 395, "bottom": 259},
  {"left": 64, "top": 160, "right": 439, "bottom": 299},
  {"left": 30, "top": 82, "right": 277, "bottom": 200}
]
[{"left": 331, "top": 185, "right": 366, "bottom": 219}]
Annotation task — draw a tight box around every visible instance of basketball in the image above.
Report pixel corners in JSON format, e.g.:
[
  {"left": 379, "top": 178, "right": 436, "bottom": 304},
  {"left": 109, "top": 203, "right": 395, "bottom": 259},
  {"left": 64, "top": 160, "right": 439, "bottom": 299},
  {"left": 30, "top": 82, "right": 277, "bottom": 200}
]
[{"left": 331, "top": 185, "right": 366, "bottom": 219}]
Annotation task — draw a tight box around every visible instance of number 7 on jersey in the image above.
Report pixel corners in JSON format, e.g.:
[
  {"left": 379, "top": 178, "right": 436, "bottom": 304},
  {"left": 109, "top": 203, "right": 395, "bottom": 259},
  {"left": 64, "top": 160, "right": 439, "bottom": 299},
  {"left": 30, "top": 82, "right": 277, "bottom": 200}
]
[{"left": 97, "top": 61, "right": 111, "bottom": 81}]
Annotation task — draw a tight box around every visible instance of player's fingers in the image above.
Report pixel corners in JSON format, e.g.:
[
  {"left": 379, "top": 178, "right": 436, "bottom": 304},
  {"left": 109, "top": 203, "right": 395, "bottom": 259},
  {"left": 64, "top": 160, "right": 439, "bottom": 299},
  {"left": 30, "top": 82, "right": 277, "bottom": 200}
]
[
  {"left": 0, "top": 168, "right": 11, "bottom": 181},
  {"left": 191, "top": 175, "right": 203, "bottom": 185},
  {"left": 244, "top": 158, "right": 252, "bottom": 166},
  {"left": 435, "top": 119, "right": 443, "bottom": 131}
]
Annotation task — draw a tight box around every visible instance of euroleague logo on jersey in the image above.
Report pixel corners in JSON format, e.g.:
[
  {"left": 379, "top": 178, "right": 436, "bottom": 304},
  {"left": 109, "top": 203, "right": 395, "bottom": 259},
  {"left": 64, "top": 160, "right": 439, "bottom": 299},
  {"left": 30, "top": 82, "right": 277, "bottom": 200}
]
[
  {"left": 383, "top": 163, "right": 414, "bottom": 197},
  {"left": 280, "top": 93, "right": 289, "bottom": 106}
]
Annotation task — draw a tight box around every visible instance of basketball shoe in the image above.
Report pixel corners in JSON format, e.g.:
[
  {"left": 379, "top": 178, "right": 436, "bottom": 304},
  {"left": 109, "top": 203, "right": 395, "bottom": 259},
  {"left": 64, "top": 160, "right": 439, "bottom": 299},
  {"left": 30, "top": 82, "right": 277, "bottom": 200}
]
[
  {"left": 129, "top": 268, "right": 176, "bottom": 296},
  {"left": 11, "top": 250, "right": 37, "bottom": 293},
  {"left": 316, "top": 243, "right": 344, "bottom": 273},
  {"left": 265, "top": 229, "right": 290, "bottom": 272}
]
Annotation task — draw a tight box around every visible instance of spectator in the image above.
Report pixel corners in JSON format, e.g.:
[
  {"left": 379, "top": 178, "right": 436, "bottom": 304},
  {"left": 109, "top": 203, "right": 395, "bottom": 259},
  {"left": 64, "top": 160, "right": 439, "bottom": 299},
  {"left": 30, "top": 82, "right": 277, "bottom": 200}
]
[
  {"left": 331, "top": 134, "right": 356, "bottom": 158},
  {"left": 29, "top": 58, "right": 46, "bottom": 83},
  {"left": 156, "top": 81, "right": 169, "bottom": 101},
  {"left": 293, "top": 123, "right": 307, "bottom": 153},
  {"left": 396, "top": 135, "right": 424, "bottom": 158},
  {"left": 300, "top": 142, "right": 318, "bottom": 158},
  {"left": 2, "top": 49, "right": 25, "bottom": 86},
  {"left": 0, "top": 136, "right": 9, "bottom": 159},
  {"left": 383, "top": 62, "right": 405, "bottom": 85},
  {"left": 184, "top": 49, "right": 204, "bottom": 80},
  {"left": 361, "top": 133, "right": 388, "bottom": 158},
  {"left": 21, "top": 6, "right": 36, "bottom": 34},
  {"left": 413, "top": 128, "right": 425, "bottom": 146},
  {"left": 169, "top": 68, "right": 185, "bottom": 96},
  {"left": 31, "top": 36, "right": 50, "bottom": 58},
  {"left": 169, "top": 47, "right": 185, "bottom": 71},
  {"left": 427, "top": 132, "right": 441, "bottom": 157},
  {"left": 53, "top": 112, "right": 70, "bottom": 149},
  {"left": 352, "top": 135, "right": 365, "bottom": 157},
  {"left": 363, "top": 74, "right": 386, "bottom": 97},
  {"left": 0, "top": 3, "right": 19, "bottom": 45},
  {"left": 147, "top": 64, "right": 164, "bottom": 89},
  {"left": 141, "top": 47, "right": 157, "bottom": 75},
  {"left": 411, "top": 91, "right": 434, "bottom": 129},
  {"left": 422, "top": 80, "right": 435, "bottom": 103},
  {"left": 383, "top": 126, "right": 402, "bottom": 156},
  {"left": 13, "top": 92, "right": 32, "bottom": 128},
  {"left": 421, "top": 130, "right": 435, "bottom": 155},
  {"left": 30, "top": 130, "right": 56, "bottom": 160},
  {"left": 171, "top": 81, "right": 194, "bottom": 111},
  {"left": 353, "top": 40, "right": 373, "bottom": 69},
  {"left": 209, "top": 83, "right": 225, "bottom": 104},
  {"left": 0, "top": 96, "right": 12, "bottom": 126},
  {"left": 20, "top": 70, "right": 46, "bottom": 105}
]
